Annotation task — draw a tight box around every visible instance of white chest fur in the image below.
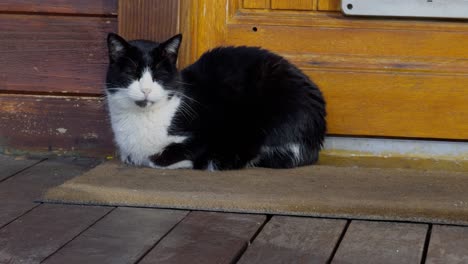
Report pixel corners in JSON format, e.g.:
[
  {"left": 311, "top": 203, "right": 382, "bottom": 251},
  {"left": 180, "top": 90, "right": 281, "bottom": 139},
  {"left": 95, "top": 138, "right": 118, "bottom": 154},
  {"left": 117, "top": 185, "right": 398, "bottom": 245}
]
[{"left": 107, "top": 96, "right": 186, "bottom": 166}]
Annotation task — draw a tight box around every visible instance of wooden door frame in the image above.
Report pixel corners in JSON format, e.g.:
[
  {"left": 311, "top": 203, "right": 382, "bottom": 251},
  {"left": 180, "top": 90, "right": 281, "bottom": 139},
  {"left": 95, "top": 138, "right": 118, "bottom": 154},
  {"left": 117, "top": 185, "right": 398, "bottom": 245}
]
[{"left": 117, "top": 0, "right": 180, "bottom": 47}]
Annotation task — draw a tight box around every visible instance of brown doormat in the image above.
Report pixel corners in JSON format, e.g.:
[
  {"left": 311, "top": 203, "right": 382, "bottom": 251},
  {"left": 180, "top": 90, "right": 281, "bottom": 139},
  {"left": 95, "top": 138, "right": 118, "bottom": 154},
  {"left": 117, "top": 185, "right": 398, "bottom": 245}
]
[{"left": 42, "top": 161, "right": 468, "bottom": 225}]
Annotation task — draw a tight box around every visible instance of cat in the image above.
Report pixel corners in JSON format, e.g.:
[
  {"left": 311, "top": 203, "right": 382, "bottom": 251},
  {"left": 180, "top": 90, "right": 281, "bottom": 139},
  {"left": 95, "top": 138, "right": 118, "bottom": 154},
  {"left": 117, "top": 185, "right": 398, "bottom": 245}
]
[{"left": 105, "top": 33, "right": 326, "bottom": 170}]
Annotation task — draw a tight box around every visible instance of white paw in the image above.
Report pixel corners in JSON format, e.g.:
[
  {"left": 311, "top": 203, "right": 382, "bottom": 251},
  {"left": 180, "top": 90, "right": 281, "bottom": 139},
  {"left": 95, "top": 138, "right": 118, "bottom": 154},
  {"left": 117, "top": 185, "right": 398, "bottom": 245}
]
[
  {"left": 206, "top": 160, "right": 217, "bottom": 171},
  {"left": 149, "top": 160, "right": 193, "bottom": 170}
]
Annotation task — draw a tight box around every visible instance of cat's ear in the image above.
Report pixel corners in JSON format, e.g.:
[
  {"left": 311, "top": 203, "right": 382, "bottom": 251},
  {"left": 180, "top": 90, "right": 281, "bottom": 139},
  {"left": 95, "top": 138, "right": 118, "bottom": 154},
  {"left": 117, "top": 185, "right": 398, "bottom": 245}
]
[
  {"left": 160, "top": 34, "right": 182, "bottom": 56},
  {"left": 107, "top": 33, "right": 129, "bottom": 63}
]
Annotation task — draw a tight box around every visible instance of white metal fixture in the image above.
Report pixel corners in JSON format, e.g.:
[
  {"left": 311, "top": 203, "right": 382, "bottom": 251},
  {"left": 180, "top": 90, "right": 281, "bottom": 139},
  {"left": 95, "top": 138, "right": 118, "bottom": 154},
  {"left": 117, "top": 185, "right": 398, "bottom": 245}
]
[{"left": 342, "top": 0, "right": 468, "bottom": 19}]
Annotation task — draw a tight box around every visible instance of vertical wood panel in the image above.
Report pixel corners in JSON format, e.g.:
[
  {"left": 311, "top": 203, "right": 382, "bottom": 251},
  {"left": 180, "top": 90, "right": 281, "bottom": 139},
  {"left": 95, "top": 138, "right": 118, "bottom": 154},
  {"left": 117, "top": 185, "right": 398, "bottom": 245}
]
[
  {"left": 118, "top": 0, "right": 180, "bottom": 42},
  {"left": 178, "top": 0, "right": 229, "bottom": 68},
  {"left": 318, "top": 0, "right": 340, "bottom": 11},
  {"left": 178, "top": 0, "right": 198, "bottom": 68},
  {"left": 243, "top": 0, "right": 270, "bottom": 9},
  {"left": 271, "top": 0, "right": 316, "bottom": 10}
]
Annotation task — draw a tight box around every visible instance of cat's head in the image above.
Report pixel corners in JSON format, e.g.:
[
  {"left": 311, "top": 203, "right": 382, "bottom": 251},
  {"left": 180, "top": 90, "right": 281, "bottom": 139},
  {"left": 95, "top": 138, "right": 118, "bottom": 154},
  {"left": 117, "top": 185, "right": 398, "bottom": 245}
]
[{"left": 105, "top": 33, "right": 182, "bottom": 108}]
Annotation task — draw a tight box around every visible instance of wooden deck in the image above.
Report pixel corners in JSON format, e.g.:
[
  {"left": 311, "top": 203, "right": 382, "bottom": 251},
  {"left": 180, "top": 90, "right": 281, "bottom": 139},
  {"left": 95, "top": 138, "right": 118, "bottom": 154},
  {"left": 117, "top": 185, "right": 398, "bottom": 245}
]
[{"left": 1, "top": 155, "right": 467, "bottom": 264}]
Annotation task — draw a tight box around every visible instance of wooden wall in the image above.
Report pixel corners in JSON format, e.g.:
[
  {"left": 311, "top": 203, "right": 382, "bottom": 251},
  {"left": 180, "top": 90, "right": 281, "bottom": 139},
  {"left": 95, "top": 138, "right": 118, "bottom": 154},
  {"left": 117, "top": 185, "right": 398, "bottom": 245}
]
[
  {"left": 0, "top": 0, "right": 182, "bottom": 157},
  {"left": 0, "top": 0, "right": 118, "bottom": 156},
  {"left": 2, "top": 0, "right": 466, "bottom": 157}
]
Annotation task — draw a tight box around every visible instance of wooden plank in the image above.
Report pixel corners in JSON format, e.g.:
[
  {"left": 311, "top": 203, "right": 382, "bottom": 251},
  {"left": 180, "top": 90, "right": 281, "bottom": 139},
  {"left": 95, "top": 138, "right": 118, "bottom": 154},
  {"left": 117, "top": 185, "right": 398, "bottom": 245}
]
[
  {"left": 226, "top": 25, "right": 468, "bottom": 64},
  {"left": 0, "top": 204, "right": 112, "bottom": 264},
  {"left": 238, "top": 216, "right": 347, "bottom": 263},
  {"left": 0, "top": 158, "right": 100, "bottom": 228},
  {"left": 180, "top": 0, "right": 235, "bottom": 66},
  {"left": 426, "top": 225, "right": 468, "bottom": 264},
  {"left": 0, "top": 15, "right": 117, "bottom": 94},
  {"left": 178, "top": 0, "right": 198, "bottom": 68},
  {"left": 271, "top": 0, "right": 316, "bottom": 10},
  {"left": 118, "top": 0, "right": 179, "bottom": 41},
  {"left": 139, "top": 211, "right": 266, "bottom": 263},
  {"left": 0, "top": 154, "right": 41, "bottom": 181},
  {"left": 0, "top": 0, "right": 117, "bottom": 16},
  {"left": 0, "top": 94, "right": 114, "bottom": 156},
  {"left": 243, "top": 0, "right": 271, "bottom": 9},
  {"left": 333, "top": 220, "right": 428, "bottom": 264},
  {"left": 43, "top": 207, "right": 188, "bottom": 264},
  {"left": 318, "top": 0, "right": 340, "bottom": 11},
  {"left": 309, "top": 70, "right": 468, "bottom": 139}
]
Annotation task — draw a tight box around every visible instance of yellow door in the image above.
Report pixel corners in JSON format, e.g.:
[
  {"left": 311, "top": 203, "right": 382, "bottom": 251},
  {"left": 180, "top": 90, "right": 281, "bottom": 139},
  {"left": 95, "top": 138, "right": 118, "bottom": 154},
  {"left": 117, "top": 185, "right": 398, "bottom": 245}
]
[{"left": 180, "top": 0, "right": 468, "bottom": 140}]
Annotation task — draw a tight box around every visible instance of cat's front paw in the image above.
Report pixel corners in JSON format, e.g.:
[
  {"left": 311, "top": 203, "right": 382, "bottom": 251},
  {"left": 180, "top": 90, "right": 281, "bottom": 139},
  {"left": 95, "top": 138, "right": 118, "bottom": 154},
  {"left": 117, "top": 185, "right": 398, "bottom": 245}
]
[
  {"left": 122, "top": 155, "right": 137, "bottom": 166},
  {"left": 149, "top": 160, "right": 194, "bottom": 170}
]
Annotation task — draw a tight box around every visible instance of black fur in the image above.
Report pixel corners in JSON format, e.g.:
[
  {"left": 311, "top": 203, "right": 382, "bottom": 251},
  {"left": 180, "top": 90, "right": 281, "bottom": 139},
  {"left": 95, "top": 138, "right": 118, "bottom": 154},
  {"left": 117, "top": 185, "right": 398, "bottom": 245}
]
[{"left": 106, "top": 33, "right": 326, "bottom": 170}]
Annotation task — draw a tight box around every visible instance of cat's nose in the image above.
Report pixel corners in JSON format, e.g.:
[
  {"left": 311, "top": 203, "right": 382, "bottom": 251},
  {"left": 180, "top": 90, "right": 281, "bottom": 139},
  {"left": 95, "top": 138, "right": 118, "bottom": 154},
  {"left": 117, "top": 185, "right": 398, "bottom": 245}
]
[{"left": 141, "top": 88, "right": 151, "bottom": 97}]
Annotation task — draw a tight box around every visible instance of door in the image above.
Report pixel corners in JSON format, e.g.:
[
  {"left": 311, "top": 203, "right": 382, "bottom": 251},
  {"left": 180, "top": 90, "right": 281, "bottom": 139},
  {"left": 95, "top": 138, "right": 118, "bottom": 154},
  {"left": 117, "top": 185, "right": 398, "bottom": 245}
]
[{"left": 180, "top": 0, "right": 468, "bottom": 140}]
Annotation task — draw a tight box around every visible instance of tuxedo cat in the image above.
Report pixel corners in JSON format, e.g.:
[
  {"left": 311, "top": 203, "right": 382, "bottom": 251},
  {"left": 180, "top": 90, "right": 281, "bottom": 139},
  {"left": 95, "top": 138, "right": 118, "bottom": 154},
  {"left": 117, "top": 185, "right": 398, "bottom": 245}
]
[{"left": 105, "top": 33, "right": 326, "bottom": 170}]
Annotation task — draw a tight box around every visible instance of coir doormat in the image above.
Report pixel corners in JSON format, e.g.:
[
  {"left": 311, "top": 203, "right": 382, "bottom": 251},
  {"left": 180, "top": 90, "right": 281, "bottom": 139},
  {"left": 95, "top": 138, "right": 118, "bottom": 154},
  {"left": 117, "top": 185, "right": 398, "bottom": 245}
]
[{"left": 42, "top": 161, "right": 468, "bottom": 225}]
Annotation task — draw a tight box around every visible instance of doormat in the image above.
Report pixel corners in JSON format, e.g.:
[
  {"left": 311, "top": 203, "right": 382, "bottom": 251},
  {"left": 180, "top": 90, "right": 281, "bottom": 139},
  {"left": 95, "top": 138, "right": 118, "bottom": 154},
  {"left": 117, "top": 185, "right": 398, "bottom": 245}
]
[{"left": 42, "top": 161, "right": 468, "bottom": 225}]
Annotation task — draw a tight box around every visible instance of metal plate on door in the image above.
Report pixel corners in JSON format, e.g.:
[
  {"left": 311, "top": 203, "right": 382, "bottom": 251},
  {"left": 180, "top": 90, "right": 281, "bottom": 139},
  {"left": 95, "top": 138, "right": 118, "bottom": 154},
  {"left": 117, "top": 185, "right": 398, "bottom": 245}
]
[{"left": 342, "top": 0, "right": 468, "bottom": 19}]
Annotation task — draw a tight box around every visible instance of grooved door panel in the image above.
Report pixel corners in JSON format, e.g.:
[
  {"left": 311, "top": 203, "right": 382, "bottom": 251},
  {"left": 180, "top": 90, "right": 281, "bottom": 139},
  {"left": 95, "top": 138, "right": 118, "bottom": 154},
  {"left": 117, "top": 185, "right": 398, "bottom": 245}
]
[
  {"left": 180, "top": 0, "right": 468, "bottom": 140},
  {"left": 271, "top": 0, "right": 316, "bottom": 10}
]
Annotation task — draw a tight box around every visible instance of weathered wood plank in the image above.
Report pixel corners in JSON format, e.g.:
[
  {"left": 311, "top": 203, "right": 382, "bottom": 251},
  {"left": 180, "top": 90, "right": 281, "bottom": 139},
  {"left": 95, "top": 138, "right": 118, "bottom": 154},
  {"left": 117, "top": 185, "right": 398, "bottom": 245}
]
[
  {"left": 0, "top": 0, "right": 117, "bottom": 15},
  {"left": 0, "top": 158, "right": 100, "bottom": 228},
  {"left": 0, "top": 154, "right": 41, "bottom": 181},
  {"left": 0, "top": 15, "right": 116, "bottom": 94},
  {"left": 118, "top": 0, "right": 179, "bottom": 41},
  {"left": 426, "top": 225, "right": 468, "bottom": 264},
  {"left": 0, "top": 95, "right": 114, "bottom": 156},
  {"left": 43, "top": 207, "right": 188, "bottom": 264},
  {"left": 238, "top": 216, "right": 347, "bottom": 263},
  {"left": 333, "top": 220, "right": 428, "bottom": 264},
  {"left": 0, "top": 204, "right": 112, "bottom": 264},
  {"left": 139, "top": 211, "right": 266, "bottom": 263}
]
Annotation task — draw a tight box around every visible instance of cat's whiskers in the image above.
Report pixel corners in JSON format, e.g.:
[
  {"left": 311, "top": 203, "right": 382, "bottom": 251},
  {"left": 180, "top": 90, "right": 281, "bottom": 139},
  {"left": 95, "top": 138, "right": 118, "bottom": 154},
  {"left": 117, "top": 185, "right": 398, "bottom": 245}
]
[
  {"left": 174, "top": 80, "right": 193, "bottom": 86},
  {"left": 178, "top": 102, "right": 197, "bottom": 120},
  {"left": 169, "top": 90, "right": 202, "bottom": 105}
]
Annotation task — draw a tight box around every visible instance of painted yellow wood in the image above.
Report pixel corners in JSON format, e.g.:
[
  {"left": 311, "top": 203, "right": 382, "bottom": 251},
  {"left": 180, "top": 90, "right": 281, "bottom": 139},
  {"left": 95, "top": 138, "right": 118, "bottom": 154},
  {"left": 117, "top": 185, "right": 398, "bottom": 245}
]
[
  {"left": 318, "top": 0, "right": 340, "bottom": 11},
  {"left": 226, "top": 24, "right": 468, "bottom": 59},
  {"left": 243, "top": 0, "right": 270, "bottom": 9},
  {"left": 310, "top": 71, "right": 468, "bottom": 139},
  {"left": 179, "top": 0, "right": 468, "bottom": 140},
  {"left": 271, "top": 0, "right": 315, "bottom": 10}
]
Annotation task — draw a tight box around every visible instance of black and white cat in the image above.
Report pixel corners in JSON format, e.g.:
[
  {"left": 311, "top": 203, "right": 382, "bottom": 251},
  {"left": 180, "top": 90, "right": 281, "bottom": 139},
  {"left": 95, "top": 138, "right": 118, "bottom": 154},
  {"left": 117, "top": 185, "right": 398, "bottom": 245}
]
[{"left": 105, "top": 33, "right": 326, "bottom": 170}]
